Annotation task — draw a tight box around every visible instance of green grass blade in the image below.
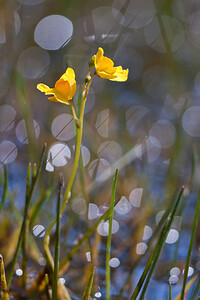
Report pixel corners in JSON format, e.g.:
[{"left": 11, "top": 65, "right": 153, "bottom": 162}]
[
  {"left": 7, "top": 163, "right": 32, "bottom": 288},
  {"left": 7, "top": 144, "right": 46, "bottom": 288},
  {"left": 180, "top": 192, "right": 200, "bottom": 300},
  {"left": 120, "top": 194, "right": 176, "bottom": 296},
  {"left": 106, "top": 169, "right": 118, "bottom": 300},
  {"left": 29, "top": 188, "right": 53, "bottom": 227},
  {"left": 29, "top": 143, "right": 47, "bottom": 200},
  {"left": 138, "top": 187, "right": 184, "bottom": 300},
  {"left": 169, "top": 283, "right": 172, "bottom": 300},
  {"left": 0, "top": 165, "right": 8, "bottom": 213},
  {"left": 130, "top": 187, "right": 184, "bottom": 300},
  {"left": 22, "top": 161, "right": 32, "bottom": 289},
  {"left": 44, "top": 273, "right": 51, "bottom": 300},
  {"left": 82, "top": 267, "right": 95, "bottom": 300},
  {"left": 0, "top": 255, "right": 10, "bottom": 300},
  {"left": 175, "top": 275, "right": 197, "bottom": 300},
  {"left": 59, "top": 196, "right": 121, "bottom": 274},
  {"left": 52, "top": 175, "right": 63, "bottom": 300}
]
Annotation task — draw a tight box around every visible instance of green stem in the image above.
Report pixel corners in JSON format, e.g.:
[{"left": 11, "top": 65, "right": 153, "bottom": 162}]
[
  {"left": 0, "top": 164, "right": 8, "bottom": 213},
  {"left": 180, "top": 192, "right": 200, "bottom": 300},
  {"left": 52, "top": 175, "right": 63, "bottom": 300},
  {"left": 44, "top": 274, "right": 51, "bottom": 300},
  {"left": 7, "top": 163, "right": 32, "bottom": 289},
  {"left": 44, "top": 72, "right": 96, "bottom": 269},
  {"left": 82, "top": 267, "right": 96, "bottom": 300},
  {"left": 106, "top": 169, "right": 118, "bottom": 300}
]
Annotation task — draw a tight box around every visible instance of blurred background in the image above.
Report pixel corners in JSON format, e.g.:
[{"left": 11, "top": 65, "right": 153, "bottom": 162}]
[{"left": 1, "top": 0, "right": 200, "bottom": 299}]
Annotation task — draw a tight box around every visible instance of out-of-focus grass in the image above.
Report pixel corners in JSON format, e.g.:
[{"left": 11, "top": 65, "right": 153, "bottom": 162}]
[{"left": 1, "top": 141, "right": 200, "bottom": 299}]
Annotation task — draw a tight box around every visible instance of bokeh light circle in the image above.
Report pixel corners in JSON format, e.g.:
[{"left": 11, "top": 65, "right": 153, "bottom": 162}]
[
  {"left": 15, "top": 120, "right": 40, "bottom": 144},
  {"left": 182, "top": 106, "right": 200, "bottom": 137},
  {"left": 34, "top": 15, "right": 73, "bottom": 50},
  {"left": 0, "top": 105, "right": 16, "bottom": 132},
  {"left": 0, "top": 141, "right": 18, "bottom": 164},
  {"left": 51, "top": 113, "right": 76, "bottom": 141},
  {"left": 47, "top": 143, "right": 71, "bottom": 167},
  {"left": 17, "top": 46, "right": 50, "bottom": 79}
]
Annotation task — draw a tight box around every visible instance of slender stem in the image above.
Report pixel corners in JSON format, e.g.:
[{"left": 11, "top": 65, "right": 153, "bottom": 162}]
[
  {"left": 7, "top": 163, "right": 32, "bottom": 289},
  {"left": 61, "top": 72, "right": 95, "bottom": 213},
  {"left": 44, "top": 274, "right": 51, "bottom": 300},
  {"left": 44, "top": 72, "right": 96, "bottom": 269},
  {"left": 70, "top": 100, "right": 80, "bottom": 128},
  {"left": 0, "top": 164, "right": 8, "bottom": 213},
  {"left": 106, "top": 169, "right": 118, "bottom": 300},
  {"left": 82, "top": 267, "right": 96, "bottom": 300},
  {"left": 180, "top": 192, "right": 200, "bottom": 300},
  {"left": 22, "top": 162, "right": 32, "bottom": 289},
  {"left": 169, "top": 283, "right": 172, "bottom": 300},
  {"left": 52, "top": 175, "right": 63, "bottom": 300}
]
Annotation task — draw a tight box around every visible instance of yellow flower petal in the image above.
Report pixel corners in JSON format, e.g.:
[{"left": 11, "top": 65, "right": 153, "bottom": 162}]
[
  {"left": 55, "top": 78, "right": 71, "bottom": 98},
  {"left": 60, "top": 67, "right": 75, "bottom": 84},
  {"left": 68, "top": 81, "right": 77, "bottom": 99},
  {"left": 109, "top": 67, "right": 129, "bottom": 82},
  {"left": 48, "top": 96, "right": 58, "bottom": 102},
  {"left": 37, "top": 67, "right": 76, "bottom": 105},
  {"left": 96, "top": 48, "right": 104, "bottom": 66},
  {"left": 98, "top": 57, "right": 114, "bottom": 71},
  {"left": 93, "top": 47, "right": 129, "bottom": 82},
  {"left": 53, "top": 92, "right": 70, "bottom": 104},
  {"left": 37, "top": 83, "right": 51, "bottom": 93}
]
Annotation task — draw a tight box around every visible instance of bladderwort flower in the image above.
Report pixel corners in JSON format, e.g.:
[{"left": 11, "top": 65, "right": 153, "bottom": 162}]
[
  {"left": 91, "top": 47, "right": 129, "bottom": 82},
  {"left": 42, "top": 48, "right": 129, "bottom": 273},
  {"left": 37, "top": 67, "right": 76, "bottom": 105}
]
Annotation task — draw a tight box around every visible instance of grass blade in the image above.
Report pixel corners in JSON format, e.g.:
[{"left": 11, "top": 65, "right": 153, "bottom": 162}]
[
  {"left": 29, "top": 143, "right": 47, "bottom": 200},
  {"left": 52, "top": 175, "right": 63, "bottom": 300},
  {"left": 22, "top": 161, "right": 32, "bottom": 289},
  {"left": 59, "top": 196, "right": 121, "bottom": 274},
  {"left": 0, "top": 255, "right": 10, "bottom": 300},
  {"left": 0, "top": 165, "right": 8, "bottom": 213},
  {"left": 120, "top": 192, "right": 177, "bottom": 296},
  {"left": 138, "top": 187, "right": 184, "bottom": 300},
  {"left": 82, "top": 267, "right": 95, "bottom": 300},
  {"left": 7, "top": 144, "right": 46, "bottom": 288},
  {"left": 180, "top": 192, "right": 200, "bottom": 300},
  {"left": 106, "top": 169, "right": 118, "bottom": 300},
  {"left": 45, "top": 274, "right": 51, "bottom": 300},
  {"left": 175, "top": 275, "right": 197, "bottom": 300},
  {"left": 30, "top": 188, "right": 53, "bottom": 227},
  {"left": 7, "top": 163, "right": 32, "bottom": 288},
  {"left": 130, "top": 187, "right": 184, "bottom": 300}
]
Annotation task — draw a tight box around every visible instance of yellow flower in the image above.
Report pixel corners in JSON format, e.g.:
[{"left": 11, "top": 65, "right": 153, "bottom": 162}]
[
  {"left": 93, "top": 47, "right": 129, "bottom": 82},
  {"left": 37, "top": 68, "right": 76, "bottom": 105}
]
